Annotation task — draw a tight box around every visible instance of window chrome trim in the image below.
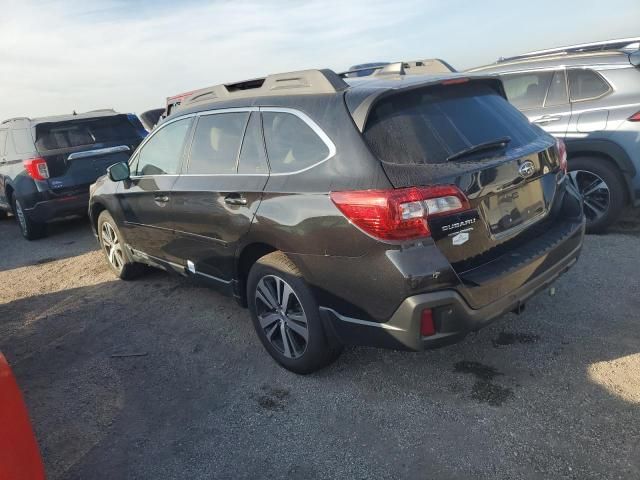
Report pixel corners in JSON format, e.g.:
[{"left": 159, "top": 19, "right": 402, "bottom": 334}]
[
  {"left": 68, "top": 145, "right": 130, "bottom": 160},
  {"left": 259, "top": 107, "right": 337, "bottom": 176},
  {"left": 567, "top": 68, "right": 613, "bottom": 103},
  {"left": 127, "top": 106, "right": 337, "bottom": 179}
]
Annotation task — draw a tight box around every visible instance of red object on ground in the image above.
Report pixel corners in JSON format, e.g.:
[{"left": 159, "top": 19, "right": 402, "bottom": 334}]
[{"left": 0, "top": 353, "right": 46, "bottom": 480}]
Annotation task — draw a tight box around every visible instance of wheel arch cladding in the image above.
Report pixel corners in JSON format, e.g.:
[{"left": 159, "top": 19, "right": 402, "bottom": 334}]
[{"left": 235, "top": 242, "right": 278, "bottom": 306}]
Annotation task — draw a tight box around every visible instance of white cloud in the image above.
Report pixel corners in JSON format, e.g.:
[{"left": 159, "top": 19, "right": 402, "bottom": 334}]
[
  {"left": 1, "top": 0, "right": 638, "bottom": 119},
  {"left": 0, "top": 0, "right": 429, "bottom": 118}
]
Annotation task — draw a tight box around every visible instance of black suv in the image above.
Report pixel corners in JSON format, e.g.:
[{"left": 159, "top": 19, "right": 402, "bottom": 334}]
[
  {"left": 0, "top": 110, "right": 147, "bottom": 239},
  {"left": 89, "top": 68, "right": 585, "bottom": 373}
]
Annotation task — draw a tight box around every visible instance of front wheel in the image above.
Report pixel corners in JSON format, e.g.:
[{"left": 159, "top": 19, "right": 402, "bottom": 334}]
[
  {"left": 247, "top": 251, "right": 342, "bottom": 374},
  {"left": 567, "top": 157, "right": 627, "bottom": 234},
  {"left": 97, "top": 210, "right": 146, "bottom": 280}
]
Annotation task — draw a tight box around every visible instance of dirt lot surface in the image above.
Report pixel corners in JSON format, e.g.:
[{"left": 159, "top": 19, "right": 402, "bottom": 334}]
[{"left": 1, "top": 211, "right": 639, "bottom": 480}]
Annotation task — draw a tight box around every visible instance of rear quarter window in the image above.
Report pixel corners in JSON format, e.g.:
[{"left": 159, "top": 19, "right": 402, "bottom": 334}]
[
  {"left": 262, "top": 111, "right": 330, "bottom": 174},
  {"left": 363, "top": 83, "right": 540, "bottom": 165},
  {"left": 568, "top": 69, "right": 611, "bottom": 102}
]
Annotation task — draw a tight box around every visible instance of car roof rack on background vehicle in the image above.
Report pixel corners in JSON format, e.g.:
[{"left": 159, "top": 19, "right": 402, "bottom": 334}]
[
  {"left": 497, "top": 37, "right": 640, "bottom": 63},
  {"left": 1, "top": 117, "right": 31, "bottom": 124},
  {"left": 176, "top": 69, "right": 349, "bottom": 111},
  {"left": 339, "top": 59, "right": 456, "bottom": 77}
]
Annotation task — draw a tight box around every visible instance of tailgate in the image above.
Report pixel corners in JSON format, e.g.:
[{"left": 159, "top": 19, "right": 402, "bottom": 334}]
[
  {"left": 34, "top": 114, "right": 143, "bottom": 191},
  {"left": 361, "top": 79, "right": 567, "bottom": 281}
]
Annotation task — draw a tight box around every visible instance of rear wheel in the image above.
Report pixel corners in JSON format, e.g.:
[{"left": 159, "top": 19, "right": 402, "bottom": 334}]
[
  {"left": 12, "top": 198, "right": 46, "bottom": 240},
  {"left": 247, "top": 251, "right": 342, "bottom": 374},
  {"left": 98, "top": 210, "right": 146, "bottom": 280},
  {"left": 567, "top": 157, "right": 626, "bottom": 234}
]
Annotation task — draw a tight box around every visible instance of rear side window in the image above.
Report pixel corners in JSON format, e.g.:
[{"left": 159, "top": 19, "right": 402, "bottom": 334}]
[
  {"left": 187, "top": 112, "right": 248, "bottom": 174},
  {"left": 12, "top": 129, "right": 34, "bottom": 154},
  {"left": 545, "top": 70, "right": 569, "bottom": 107},
  {"left": 0, "top": 130, "right": 7, "bottom": 155},
  {"left": 568, "top": 69, "right": 610, "bottom": 102},
  {"left": 238, "top": 113, "right": 268, "bottom": 174},
  {"left": 262, "top": 111, "right": 330, "bottom": 174},
  {"left": 135, "top": 117, "right": 192, "bottom": 176},
  {"left": 501, "top": 71, "right": 553, "bottom": 109},
  {"left": 363, "top": 83, "right": 540, "bottom": 166},
  {"left": 35, "top": 116, "right": 140, "bottom": 152}
]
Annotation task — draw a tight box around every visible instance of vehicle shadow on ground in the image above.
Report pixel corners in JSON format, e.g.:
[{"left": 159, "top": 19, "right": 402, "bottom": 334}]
[
  {"left": 0, "top": 217, "right": 97, "bottom": 273},
  {"left": 1, "top": 234, "right": 639, "bottom": 479}
]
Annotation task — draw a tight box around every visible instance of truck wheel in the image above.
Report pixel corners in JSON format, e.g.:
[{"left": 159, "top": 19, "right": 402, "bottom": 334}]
[
  {"left": 247, "top": 251, "right": 342, "bottom": 374},
  {"left": 567, "top": 157, "right": 626, "bottom": 234},
  {"left": 12, "top": 198, "right": 46, "bottom": 240}
]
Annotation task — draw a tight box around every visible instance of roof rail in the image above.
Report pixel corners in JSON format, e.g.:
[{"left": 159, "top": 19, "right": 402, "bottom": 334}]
[
  {"left": 1, "top": 117, "right": 31, "bottom": 124},
  {"left": 85, "top": 108, "right": 116, "bottom": 113},
  {"left": 339, "top": 58, "right": 456, "bottom": 78},
  {"left": 177, "top": 69, "right": 349, "bottom": 110},
  {"left": 498, "top": 37, "right": 640, "bottom": 63}
]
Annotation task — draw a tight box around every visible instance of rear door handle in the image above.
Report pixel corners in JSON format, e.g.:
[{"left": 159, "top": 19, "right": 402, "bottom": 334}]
[
  {"left": 533, "top": 115, "right": 561, "bottom": 125},
  {"left": 154, "top": 194, "right": 170, "bottom": 203},
  {"left": 224, "top": 193, "right": 247, "bottom": 206}
]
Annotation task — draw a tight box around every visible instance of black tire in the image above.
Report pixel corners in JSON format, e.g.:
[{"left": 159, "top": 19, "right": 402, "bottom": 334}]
[
  {"left": 247, "top": 251, "right": 342, "bottom": 374},
  {"left": 0, "top": 209, "right": 8, "bottom": 220},
  {"left": 568, "top": 157, "right": 627, "bottom": 234},
  {"left": 12, "top": 197, "right": 46, "bottom": 240},
  {"left": 97, "top": 210, "right": 146, "bottom": 280}
]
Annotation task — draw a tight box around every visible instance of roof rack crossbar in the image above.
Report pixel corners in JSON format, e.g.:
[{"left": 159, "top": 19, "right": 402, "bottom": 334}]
[
  {"left": 176, "top": 69, "right": 349, "bottom": 111},
  {"left": 498, "top": 37, "right": 640, "bottom": 63}
]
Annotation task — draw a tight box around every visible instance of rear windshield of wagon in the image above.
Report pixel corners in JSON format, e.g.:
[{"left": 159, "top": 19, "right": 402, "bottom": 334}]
[
  {"left": 362, "top": 82, "right": 540, "bottom": 165},
  {"left": 35, "top": 115, "right": 140, "bottom": 152}
]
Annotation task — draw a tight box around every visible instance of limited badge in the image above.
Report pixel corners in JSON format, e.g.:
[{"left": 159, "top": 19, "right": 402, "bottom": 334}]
[{"left": 452, "top": 231, "right": 469, "bottom": 246}]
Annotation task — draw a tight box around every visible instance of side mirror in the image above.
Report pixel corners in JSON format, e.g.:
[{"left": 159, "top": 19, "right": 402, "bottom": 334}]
[{"left": 107, "top": 162, "right": 130, "bottom": 182}]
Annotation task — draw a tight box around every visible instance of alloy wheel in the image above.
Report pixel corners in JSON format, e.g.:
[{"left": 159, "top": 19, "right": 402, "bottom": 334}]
[
  {"left": 254, "top": 275, "right": 309, "bottom": 359},
  {"left": 568, "top": 169, "right": 611, "bottom": 223},
  {"left": 101, "top": 222, "right": 124, "bottom": 271},
  {"left": 14, "top": 200, "right": 27, "bottom": 235}
]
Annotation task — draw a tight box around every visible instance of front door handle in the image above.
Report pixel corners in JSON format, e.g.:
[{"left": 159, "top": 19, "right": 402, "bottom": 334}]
[
  {"left": 154, "top": 194, "right": 170, "bottom": 204},
  {"left": 224, "top": 193, "right": 247, "bottom": 206},
  {"left": 533, "top": 115, "right": 561, "bottom": 125}
]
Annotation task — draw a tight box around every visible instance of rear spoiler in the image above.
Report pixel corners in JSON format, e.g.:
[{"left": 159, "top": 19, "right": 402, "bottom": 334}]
[{"left": 348, "top": 76, "right": 506, "bottom": 132}]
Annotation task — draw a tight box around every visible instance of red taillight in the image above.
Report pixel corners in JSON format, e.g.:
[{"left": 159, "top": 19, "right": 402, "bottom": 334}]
[
  {"left": 330, "top": 185, "right": 470, "bottom": 241},
  {"left": 555, "top": 138, "right": 567, "bottom": 174},
  {"left": 420, "top": 309, "right": 436, "bottom": 336},
  {"left": 628, "top": 111, "right": 640, "bottom": 122},
  {"left": 23, "top": 157, "right": 49, "bottom": 181}
]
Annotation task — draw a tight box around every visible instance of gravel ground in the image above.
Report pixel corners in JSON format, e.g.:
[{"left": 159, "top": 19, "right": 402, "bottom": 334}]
[{"left": 1, "top": 211, "right": 639, "bottom": 480}]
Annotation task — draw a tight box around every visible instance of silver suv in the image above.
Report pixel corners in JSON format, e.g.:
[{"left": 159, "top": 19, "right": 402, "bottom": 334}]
[{"left": 469, "top": 38, "right": 640, "bottom": 232}]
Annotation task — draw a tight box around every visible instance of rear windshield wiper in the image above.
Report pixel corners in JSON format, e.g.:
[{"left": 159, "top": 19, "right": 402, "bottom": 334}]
[{"left": 446, "top": 136, "right": 511, "bottom": 162}]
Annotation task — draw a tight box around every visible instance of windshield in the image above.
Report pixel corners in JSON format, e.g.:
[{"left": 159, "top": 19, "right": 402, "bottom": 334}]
[{"left": 363, "top": 82, "right": 540, "bottom": 165}]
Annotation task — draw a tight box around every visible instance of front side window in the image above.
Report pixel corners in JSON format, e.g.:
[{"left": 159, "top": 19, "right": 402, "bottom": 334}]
[
  {"left": 568, "top": 69, "right": 611, "bottom": 102},
  {"left": 501, "top": 71, "right": 554, "bottom": 110},
  {"left": 135, "top": 117, "right": 192, "bottom": 176},
  {"left": 187, "top": 112, "right": 248, "bottom": 174},
  {"left": 262, "top": 111, "right": 330, "bottom": 174}
]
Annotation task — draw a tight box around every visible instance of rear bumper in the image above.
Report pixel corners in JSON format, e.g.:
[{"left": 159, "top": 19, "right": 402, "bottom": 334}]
[
  {"left": 23, "top": 192, "right": 89, "bottom": 223},
  {"left": 320, "top": 220, "right": 584, "bottom": 351}
]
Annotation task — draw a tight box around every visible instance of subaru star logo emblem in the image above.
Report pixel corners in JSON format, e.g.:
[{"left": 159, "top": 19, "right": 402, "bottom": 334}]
[{"left": 518, "top": 160, "right": 535, "bottom": 179}]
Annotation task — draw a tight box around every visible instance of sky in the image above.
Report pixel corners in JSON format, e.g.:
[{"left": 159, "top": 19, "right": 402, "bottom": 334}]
[{"left": 0, "top": 0, "right": 638, "bottom": 119}]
